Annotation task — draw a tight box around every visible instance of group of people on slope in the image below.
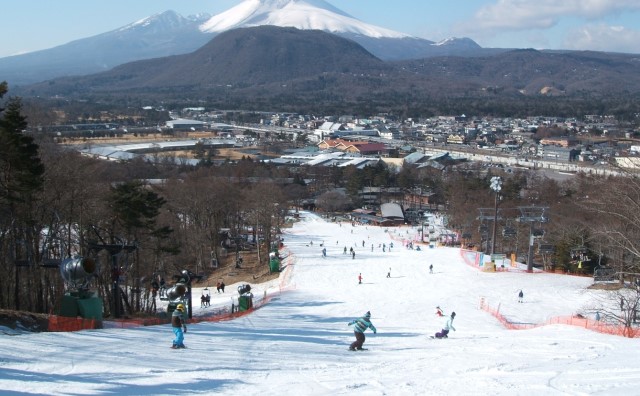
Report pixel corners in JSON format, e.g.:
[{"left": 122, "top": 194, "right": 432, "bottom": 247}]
[{"left": 346, "top": 307, "right": 457, "bottom": 350}]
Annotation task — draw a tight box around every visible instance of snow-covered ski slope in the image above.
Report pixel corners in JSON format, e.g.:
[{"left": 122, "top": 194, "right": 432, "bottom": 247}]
[{"left": 1, "top": 211, "right": 639, "bottom": 395}]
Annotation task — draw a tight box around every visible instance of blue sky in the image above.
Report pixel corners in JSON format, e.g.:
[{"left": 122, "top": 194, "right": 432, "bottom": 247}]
[{"left": 2, "top": 0, "right": 640, "bottom": 58}]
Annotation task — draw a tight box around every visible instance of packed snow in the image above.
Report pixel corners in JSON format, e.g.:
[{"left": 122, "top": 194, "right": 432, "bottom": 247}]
[
  {"left": 1, "top": 211, "right": 639, "bottom": 395},
  {"left": 199, "top": 0, "right": 411, "bottom": 38}
]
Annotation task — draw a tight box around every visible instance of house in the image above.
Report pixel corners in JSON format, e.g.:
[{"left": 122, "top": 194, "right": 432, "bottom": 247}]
[
  {"left": 403, "top": 189, "right": 435, "bottom": 211},
  {"left": 539, "top": 136, "right": 577, "bottom": 148},
  {"left": 446, "top": 134, "right": 466, "bottom": 144},
  {"left": 318, "top": 139, "right": 387, "bottom": 156}
]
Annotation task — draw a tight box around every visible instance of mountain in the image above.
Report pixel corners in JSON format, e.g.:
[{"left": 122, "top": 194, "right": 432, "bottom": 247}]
[
  {"left": 24, "top": 26, "right": 390, "bottom": 95},
  {"left": 200, "top": 0, "right": 410, "bottom": 38},
  {"left": 0, "top": 11, "right": 213, "bottom": 85},
  {"left": 198, "top": 0, "right": 481, "bottom": 61},
  {"left": 0, "top": 0, "right": 481, "bottom": 85},
  {"left": 21, "top": 26, "right": 640, "bottom": 105}
]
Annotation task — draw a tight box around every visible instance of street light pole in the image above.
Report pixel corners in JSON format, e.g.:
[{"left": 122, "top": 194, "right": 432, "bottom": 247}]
[{"left": 490, "top": 176, "right": 502, "bottom": 256}]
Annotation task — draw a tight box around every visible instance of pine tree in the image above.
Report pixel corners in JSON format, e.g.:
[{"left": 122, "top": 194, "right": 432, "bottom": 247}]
[{"left": 0, "top": 87, "right": 45, "bottom": 206}]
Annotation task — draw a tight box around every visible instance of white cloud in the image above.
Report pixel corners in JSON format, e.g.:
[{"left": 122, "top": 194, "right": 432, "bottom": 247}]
[
  {"left": 564, "top": 24, "right": 640, "bottom": 53},
  {"left": 466, "top": 0, "right": 640, "bottom": 32}
]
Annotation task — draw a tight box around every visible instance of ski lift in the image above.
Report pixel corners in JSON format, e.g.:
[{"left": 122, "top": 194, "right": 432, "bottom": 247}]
[
  {"left": 538, "top": 243, "right": 555, "bottom": 254},
  {"left": 571, "top": 246, "right": 589, "bottom": 261},
  {"left": 502, "top": 227, "right": 517, "bottom": 238}
]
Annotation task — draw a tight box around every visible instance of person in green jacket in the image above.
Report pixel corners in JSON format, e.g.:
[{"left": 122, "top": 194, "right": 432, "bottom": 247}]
[{"left": 348, "top": 311, "right": 377, "bottom": 350}]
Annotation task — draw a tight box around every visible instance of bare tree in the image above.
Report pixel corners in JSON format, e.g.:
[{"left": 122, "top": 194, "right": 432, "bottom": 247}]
[
  {"left": 315, "top": 189, "right": 352, "bottom": 214},
  {"left": 585, "top": 286, "right": 640, "bottom": 337},
  {"left": 580, "top": 174, "right": 640, "bottom": 276}
]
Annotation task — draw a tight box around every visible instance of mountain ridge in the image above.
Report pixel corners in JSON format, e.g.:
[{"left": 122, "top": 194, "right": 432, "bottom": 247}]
[
  {"left": 0, "top": 0, "right": 479, "bottom": 85},
  {"left": 19, "top": 25, "right": 640, "bottom": 104}
]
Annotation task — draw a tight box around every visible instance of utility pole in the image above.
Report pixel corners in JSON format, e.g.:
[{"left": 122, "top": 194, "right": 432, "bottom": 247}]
[{"left": 490, "top": 177, "right": 502, "bottom": 256}]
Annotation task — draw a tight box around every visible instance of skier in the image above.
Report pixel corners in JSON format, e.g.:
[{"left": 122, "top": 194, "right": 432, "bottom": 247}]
[
  {"left": 171, "top": 303, "right": 188, "bottom": 349},
  {"left": 434, "top": 311, "right": 456, "bottom": 338},
  {"left": 429, "top": 264, "right": 434, "bottom": 274},
  {"left": 518, "top": 290, "right": 524, "bottom": 303},
  {"left": 358, "top": 273, "right": 363, "bottom": 284},
  {"left": 387, "top": 268, "right": 391, "bottom": 278},
  {"left": 352, "top": 250, "right": 356, "bottom": 260},
  {"left": 322, "top": 247, "right": 327, "bottom": 258},
  {"left": 348, "top": 311, "right": 377, "bottom": 350}
]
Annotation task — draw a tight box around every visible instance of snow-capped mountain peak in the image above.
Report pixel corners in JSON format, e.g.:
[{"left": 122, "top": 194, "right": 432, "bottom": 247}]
[
  {"left": 119, "top": 10, "right": 211, "bottom": 33},
  {"left": 434, "top": 37, "right": 481, "bottom": 48},
  {"left": 199, "top": 0, "right": 411, "bottom": 39}
]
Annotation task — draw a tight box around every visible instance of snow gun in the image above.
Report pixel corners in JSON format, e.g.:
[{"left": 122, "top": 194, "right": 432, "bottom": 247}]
[{"left": 60, "top": 256, "right": 96, "bottom": 291}]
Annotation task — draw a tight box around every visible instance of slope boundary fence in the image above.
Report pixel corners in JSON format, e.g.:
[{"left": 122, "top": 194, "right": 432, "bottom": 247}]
[{"left": 479, "top": 297, "right": 638, "bottom": 338}]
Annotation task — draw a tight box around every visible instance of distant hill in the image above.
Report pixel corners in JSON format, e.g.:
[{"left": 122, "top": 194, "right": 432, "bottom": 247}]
[{"left": 394, "top": 49, "right": 640, "bottom": 96}]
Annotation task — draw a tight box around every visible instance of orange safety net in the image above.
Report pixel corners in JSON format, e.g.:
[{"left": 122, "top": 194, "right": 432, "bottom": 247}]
[
  {"left": 48, "top": 315, "right": 99, "bottom": 332},
  {"left": 479, "top": 297, "right": 638, "bottom": 338}
]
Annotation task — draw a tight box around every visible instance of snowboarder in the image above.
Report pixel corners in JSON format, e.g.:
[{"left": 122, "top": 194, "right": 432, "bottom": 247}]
[
  {"left": 358, "top": 273, "right": 363, "bottom": 284},
  {"left": 387, "top": 268, "right": 391, "bottom": 278},
  {"left": 171, "top": 303, "right": 188, "bottom": 349},
  {"left": 518, "top": 290, "right": 524, "bottom": 303},
  {"left": 429, "top": 264, "right": 434, "bottom": 274},
  {"left": 435, "top": 306, "right": 444, "bottom": 317},
  {"left": 348, "top": 311, "right": 377, "bottom": 350},
  {"left": 344, "top": 246, "right": 347, "bottom": 254},
  {"left": 352, "top": 250, "right": 356, "bottom": 260},
  {"left": 434, "top": 311, "right": 456, "bottom": 338},
  {"left": 322, "top": 247, "right": 327, "bottom": 258}
]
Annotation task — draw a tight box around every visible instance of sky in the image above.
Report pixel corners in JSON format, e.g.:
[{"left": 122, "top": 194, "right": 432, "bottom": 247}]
[
  {"left": 1, "top": 211, "right": 639, "bottom": 395},
  {"left": 2, "top": 0, "right": 640, "bottom": 58}
]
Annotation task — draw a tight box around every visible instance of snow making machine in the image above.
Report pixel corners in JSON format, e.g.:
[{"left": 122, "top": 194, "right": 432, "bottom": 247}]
[{"left": 58, "top": 256, "right": 103, "bottom": 321}]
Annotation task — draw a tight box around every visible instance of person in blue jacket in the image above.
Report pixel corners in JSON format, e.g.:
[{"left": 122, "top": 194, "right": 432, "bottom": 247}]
[
  {"left": 435, "top": 311, "right": 456, "bottom": 338},
  {"left": 348, "top": 311, "right": 377, "bottom": 350}
]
